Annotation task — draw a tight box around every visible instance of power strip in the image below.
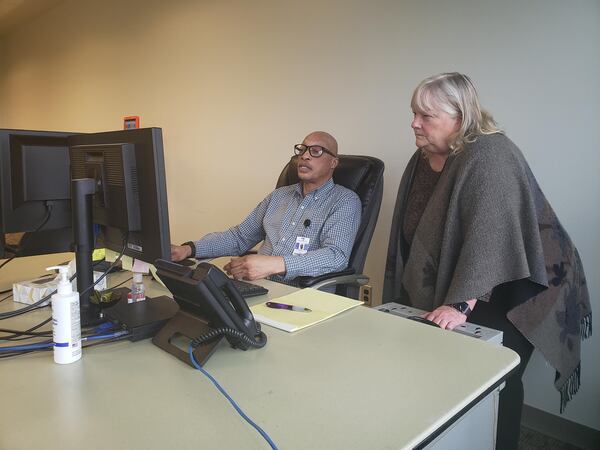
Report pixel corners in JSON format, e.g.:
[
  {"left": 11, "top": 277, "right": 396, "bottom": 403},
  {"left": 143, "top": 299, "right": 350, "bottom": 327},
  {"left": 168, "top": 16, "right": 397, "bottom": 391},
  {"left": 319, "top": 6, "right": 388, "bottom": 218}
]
[{"left": 373, "top": 302, "right": 503, "bottom": 345}]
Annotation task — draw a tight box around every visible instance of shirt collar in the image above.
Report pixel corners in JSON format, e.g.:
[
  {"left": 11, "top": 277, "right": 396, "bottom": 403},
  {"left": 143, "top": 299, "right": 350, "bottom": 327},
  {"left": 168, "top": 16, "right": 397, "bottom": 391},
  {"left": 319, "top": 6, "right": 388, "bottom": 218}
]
[{"left": 295, "top": 178, "right": 335, "bottom": 199}]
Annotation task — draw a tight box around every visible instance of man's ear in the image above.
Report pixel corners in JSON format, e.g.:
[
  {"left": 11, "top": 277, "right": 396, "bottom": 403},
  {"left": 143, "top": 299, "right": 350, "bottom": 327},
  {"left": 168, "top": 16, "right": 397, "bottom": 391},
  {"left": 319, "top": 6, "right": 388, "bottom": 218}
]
[{"left": 331, "top": 157, "right": 339, "bottom": 170}]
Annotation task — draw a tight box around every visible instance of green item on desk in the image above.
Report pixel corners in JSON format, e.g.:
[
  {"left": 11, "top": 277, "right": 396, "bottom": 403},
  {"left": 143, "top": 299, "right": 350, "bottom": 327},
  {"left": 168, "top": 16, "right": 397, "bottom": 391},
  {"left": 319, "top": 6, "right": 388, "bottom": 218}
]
[{"left": 90, "top": 289, "right": 121, "bottom": 307}]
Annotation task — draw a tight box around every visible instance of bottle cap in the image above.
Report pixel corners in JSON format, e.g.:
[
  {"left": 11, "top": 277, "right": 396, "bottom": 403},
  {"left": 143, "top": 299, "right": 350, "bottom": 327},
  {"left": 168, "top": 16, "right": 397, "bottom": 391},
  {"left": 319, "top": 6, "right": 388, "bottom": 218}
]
[
  {"left": 46, "top": 265, "right": 73, "bottom": 295},
  {"left": 133, "top": 272, "right": 143, "bottom": 283}
]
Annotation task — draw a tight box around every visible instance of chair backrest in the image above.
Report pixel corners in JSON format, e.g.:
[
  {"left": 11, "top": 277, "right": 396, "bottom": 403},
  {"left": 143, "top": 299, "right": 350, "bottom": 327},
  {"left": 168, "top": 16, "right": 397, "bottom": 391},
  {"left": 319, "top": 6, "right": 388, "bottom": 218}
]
[{"left": 276, "top": 155, "right": 384, "bottom": 275}]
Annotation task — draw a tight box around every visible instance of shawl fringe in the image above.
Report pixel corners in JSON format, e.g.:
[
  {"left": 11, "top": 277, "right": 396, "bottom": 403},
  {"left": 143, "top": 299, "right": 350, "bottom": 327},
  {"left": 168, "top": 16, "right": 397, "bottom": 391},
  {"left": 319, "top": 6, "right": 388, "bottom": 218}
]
[
  {"left": 557, "top": 314, "right": 592, "bottom": 413},
  {"left": 558, "top": 363, "right": 581, "bottom": 414},
  {"left": 581, "top": 312, "right": 592, "bottom": 340}
]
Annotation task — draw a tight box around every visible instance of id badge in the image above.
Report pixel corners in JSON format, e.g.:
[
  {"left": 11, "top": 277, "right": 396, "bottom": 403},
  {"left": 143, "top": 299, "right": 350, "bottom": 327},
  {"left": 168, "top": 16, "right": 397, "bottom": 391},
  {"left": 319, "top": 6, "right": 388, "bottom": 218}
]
[{"left": 293, "top": 236, "right": 310, "bottom": 255}]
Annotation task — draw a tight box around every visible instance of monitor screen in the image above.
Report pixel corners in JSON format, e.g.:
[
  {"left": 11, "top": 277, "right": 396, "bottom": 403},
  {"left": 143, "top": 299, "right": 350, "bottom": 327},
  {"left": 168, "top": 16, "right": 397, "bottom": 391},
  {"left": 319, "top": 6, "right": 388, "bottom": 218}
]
[
  {"left": 0, "top": 129, "right": 76, "bottom": 259},
  {"left": 68, "top": 127, "right": 171, "bottom": 265}
]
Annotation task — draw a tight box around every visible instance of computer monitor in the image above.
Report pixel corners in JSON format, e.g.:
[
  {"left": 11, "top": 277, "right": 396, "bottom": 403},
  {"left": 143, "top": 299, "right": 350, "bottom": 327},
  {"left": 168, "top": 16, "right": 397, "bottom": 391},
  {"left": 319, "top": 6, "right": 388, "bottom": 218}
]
[
  {"left": 0, "top": 129, "right": 76, "bottom": 259},
  {"left": 68, "top": 127, "right": 171, "bottom": 323}
]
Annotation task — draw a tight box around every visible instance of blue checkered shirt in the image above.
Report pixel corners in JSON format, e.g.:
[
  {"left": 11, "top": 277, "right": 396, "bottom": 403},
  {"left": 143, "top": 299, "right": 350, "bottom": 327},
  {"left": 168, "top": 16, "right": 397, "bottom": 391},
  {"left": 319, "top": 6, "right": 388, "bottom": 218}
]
[{"left": 192, "top": 179, "right": 361, "bottom": 285}]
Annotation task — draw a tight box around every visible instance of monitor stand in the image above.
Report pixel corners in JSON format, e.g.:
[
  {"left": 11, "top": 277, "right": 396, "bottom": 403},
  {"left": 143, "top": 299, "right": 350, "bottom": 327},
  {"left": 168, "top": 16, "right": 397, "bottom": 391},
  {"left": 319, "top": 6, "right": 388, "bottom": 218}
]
[
  {"left": 153, "top": 310, "right": 224, "bottom": 367},
  {"left": 72, "top": 178, "right": 101, "bottom": 326}
]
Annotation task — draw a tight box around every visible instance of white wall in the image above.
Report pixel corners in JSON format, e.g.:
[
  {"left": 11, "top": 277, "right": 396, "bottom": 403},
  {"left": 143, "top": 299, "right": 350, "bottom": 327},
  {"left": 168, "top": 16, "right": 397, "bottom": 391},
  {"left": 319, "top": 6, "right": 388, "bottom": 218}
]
[{"left": 1, "top": 0, "right": 598, "bottom": 430}]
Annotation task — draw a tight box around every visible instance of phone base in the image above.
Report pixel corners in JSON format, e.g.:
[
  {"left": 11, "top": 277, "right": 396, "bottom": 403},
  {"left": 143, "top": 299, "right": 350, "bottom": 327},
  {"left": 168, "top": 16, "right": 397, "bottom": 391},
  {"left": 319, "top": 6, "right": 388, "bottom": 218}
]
[{"left": 152, "top": 310, "right": 223, "bottom": 367}]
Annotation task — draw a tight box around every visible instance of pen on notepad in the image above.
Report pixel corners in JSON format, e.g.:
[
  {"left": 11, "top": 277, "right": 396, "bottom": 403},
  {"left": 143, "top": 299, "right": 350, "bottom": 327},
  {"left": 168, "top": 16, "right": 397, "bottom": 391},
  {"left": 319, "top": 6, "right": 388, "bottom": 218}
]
[{"left": 265, "top": 302, "right": 312, "bottom": 312}]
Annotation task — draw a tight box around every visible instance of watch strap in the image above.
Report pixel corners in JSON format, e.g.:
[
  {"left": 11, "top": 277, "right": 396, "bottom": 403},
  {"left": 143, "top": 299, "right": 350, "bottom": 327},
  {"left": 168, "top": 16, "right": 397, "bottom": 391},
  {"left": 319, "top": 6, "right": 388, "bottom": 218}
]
[
  {"left": 181, "top": 241, "right": 196, "bottom": 258},
  {"left": 450, "top": 302, "right": 472, "bottom": 316}
]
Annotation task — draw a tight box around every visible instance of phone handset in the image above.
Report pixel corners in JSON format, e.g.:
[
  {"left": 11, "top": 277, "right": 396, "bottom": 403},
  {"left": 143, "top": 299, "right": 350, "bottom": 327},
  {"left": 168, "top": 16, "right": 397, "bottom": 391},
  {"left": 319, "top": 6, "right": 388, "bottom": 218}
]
[
  {"left": 154, "top": 259, "right": 267, "bottom": 366},
  {"left": 192, "top": 263, "right": 264, "bottom": 347}
]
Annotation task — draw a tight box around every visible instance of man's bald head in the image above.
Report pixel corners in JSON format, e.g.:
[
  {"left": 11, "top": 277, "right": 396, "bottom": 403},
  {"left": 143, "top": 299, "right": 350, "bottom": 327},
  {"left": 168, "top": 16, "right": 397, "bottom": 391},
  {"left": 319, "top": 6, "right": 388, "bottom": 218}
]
[
  {"left": 302, "top": 131, "right": 338, "bottom": 156},
  {"left": 296, "top": 131, "right": 339, "bottom": 194}
]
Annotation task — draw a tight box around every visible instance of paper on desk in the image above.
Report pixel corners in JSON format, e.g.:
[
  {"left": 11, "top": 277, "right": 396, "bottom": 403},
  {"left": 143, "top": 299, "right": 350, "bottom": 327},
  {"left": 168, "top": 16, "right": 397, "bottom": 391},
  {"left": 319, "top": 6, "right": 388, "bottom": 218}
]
[
  {"left": 251, "top": 289, "right": 363, "bottom": 332},
  {"left": 149, "top": 264, "right": 166, "bottom": 288},
  {"left": 121, "top": 255, "right": 134, "bottom": 271},
  {"left": 92, "top": 248, "right": 106, "bottom": 261},
  {"left": 105, "top": 249, "right": 119, "bottom": 263},
  {"left": 132, "top": 259, "right": 150, "bottom": 274}
]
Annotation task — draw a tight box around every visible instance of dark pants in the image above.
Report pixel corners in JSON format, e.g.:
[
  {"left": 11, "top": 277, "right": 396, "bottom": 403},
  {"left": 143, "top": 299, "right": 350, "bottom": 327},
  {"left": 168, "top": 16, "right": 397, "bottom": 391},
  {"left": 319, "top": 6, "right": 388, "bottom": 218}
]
[{"left": 469, "top": 297, "right": 534, "bottom": 450}]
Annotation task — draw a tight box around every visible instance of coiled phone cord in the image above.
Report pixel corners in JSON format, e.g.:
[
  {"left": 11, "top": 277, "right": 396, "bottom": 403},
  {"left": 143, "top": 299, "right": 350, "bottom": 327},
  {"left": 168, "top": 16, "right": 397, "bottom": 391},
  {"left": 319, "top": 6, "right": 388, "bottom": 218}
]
[{"left": 191, "top": 327, "right": 267, "bottom": 349}]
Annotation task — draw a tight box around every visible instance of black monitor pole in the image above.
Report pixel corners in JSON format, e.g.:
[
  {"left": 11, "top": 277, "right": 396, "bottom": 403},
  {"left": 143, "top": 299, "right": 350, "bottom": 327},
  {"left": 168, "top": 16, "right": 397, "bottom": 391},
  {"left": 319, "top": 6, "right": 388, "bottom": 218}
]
[
  {"left": 0, "top": 232, "right": 5, "bottom": 259},
  {"left": 72, "top": 178, "right": 100, "bottom": 326}
]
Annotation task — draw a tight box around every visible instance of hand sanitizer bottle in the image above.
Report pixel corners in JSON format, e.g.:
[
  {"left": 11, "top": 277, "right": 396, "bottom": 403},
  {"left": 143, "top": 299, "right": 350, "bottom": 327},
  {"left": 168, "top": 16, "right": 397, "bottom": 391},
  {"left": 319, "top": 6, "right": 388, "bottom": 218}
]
[
  {"left": 46, "top": 265, "right": 82, "bottom": 364},
  {"left": 129, "top": 272, "right": 146, "bottom": 303}
]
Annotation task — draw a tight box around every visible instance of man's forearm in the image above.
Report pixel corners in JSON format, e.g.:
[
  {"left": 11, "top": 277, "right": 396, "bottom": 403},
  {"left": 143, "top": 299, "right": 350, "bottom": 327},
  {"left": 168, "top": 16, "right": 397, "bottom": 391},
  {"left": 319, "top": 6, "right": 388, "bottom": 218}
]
[{"left": 281, "top": 246, "right": 349, "bottom": 280}]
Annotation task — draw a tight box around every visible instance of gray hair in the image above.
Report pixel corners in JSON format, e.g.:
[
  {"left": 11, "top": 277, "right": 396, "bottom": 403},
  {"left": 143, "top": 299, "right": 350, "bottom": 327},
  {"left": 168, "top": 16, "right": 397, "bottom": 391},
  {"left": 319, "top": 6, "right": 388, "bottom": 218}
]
[{"left": 411, "top": 72, "right": 501, "bottom": 153}]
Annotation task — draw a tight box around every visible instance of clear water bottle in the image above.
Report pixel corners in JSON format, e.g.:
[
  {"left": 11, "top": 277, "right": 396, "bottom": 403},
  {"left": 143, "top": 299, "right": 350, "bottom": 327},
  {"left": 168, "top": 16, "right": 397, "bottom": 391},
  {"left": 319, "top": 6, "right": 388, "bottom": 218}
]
[{"left": 129, "top": 272, "right": 146, "bottom": 303}]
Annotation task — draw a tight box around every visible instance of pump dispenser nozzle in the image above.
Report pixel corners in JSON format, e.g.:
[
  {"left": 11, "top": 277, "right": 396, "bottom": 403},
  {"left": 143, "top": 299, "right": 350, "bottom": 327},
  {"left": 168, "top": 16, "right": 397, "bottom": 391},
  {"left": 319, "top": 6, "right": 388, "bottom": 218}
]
[{"left": 46, "top": 265, "right": 73, "bottom": 295}]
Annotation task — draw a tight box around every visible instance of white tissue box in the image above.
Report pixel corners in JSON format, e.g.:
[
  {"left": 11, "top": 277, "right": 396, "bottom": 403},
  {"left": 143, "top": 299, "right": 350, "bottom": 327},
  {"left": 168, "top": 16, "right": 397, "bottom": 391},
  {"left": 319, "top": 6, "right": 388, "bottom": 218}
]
[
  {"left": 13, "top": 272, "right": 108, "bottom": 306},
  {"left": 12, "top": 274, "right": 58, "bottom": 306}
]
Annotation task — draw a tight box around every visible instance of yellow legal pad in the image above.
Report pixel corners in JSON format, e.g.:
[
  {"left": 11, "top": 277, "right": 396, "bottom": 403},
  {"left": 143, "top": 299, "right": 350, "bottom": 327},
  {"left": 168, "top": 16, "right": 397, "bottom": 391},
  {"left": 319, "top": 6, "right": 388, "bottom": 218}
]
[{"left": 250, "top": 289, "right": 363, "bottom": 332}]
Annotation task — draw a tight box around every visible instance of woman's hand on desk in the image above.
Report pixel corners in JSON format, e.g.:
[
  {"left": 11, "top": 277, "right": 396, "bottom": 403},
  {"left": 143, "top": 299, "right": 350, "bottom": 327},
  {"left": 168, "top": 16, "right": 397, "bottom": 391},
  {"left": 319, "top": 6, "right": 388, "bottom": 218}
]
[
  {"left": 424, "top": 299, "right": 477, "bottom": 330},
  {"left": 224, "top": 255, "right": 285, "bottom": 281}
]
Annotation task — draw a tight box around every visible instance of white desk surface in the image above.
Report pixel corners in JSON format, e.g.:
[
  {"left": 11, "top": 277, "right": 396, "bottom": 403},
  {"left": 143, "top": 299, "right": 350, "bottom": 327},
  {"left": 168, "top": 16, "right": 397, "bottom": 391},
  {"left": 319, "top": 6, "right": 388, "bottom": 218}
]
[{"left": 0, "top": 254, "right": 519, "bottom": 450}]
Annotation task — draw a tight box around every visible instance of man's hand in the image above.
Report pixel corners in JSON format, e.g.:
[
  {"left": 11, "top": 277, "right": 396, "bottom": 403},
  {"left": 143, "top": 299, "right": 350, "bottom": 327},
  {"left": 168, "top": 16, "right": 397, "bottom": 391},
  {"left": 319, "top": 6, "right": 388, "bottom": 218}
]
[
  {"left": 224, "top": 255, "right": 285, "bottom": 281},
  {"left": 171, "top": 244, "right": 191, "bottom": 262}
]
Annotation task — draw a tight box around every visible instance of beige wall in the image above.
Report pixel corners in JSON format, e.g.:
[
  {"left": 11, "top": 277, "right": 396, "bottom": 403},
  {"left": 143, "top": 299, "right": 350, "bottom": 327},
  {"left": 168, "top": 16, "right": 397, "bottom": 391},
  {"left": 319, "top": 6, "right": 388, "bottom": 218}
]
[{"left": 1, "top": 0, "right": 599, "bottom": 430}]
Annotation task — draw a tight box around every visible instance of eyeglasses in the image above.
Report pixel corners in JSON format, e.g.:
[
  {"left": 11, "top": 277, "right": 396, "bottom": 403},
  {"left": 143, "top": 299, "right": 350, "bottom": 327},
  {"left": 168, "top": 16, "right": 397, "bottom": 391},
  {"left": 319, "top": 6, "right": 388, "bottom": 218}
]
[{"left": 294, "top": 144, "right": 336, "bottom": 158}]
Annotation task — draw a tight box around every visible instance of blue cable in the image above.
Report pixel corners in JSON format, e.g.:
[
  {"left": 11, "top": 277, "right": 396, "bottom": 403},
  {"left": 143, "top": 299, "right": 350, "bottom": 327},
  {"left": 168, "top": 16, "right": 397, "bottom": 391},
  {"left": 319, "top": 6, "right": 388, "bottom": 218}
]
[
  {"left": 0, "top": 341, "right": 53, "bottom": 352},
  {"left": 93, "top": 321, "right": 116, "bottom": 333},
  {"left": 83, "top": 331, "right": 129, "bottom": 341},
  {"left": 188, "top": 345, "right": 279, "bottom": 450},
  {"left": 0, "top": 330, "right": 129, "bottom": 352}
]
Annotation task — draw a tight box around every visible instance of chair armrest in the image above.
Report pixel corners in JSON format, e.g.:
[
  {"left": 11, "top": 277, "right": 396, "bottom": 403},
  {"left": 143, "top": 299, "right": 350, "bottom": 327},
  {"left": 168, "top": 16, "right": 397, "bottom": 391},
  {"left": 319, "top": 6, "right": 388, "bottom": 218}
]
[
  {"left": 295, "top": 268, "right": 356, "bottom": 287},
  {"left": 295, "top": 269, "right": 371, "bottom": 291},
  {"left": 307, "top": 273, "right": 370, "bottom": 291}
]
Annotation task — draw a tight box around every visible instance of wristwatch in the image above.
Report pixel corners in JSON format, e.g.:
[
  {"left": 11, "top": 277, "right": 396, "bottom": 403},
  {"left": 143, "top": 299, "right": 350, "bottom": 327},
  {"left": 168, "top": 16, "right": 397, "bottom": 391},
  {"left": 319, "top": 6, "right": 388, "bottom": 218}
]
[
  {"left": 450, "top": 302, "right": 472, "bottom": 316},
  {"left": 181, "top": 241, "right": 196, "bottom": 258}
]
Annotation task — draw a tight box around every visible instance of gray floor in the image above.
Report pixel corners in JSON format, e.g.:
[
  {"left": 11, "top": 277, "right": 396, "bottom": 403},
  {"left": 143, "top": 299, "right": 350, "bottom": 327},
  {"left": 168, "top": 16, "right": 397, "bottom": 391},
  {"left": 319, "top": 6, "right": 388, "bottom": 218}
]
[{"left": 518, "top": 426, "right": 583, "bottom": 450}]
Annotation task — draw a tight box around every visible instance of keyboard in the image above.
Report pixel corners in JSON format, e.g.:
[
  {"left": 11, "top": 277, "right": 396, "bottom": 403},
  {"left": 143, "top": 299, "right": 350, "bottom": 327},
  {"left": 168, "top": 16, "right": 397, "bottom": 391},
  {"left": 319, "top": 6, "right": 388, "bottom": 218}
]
[{"left": 229, "top": 278, "right": 269, "bottom": 298}]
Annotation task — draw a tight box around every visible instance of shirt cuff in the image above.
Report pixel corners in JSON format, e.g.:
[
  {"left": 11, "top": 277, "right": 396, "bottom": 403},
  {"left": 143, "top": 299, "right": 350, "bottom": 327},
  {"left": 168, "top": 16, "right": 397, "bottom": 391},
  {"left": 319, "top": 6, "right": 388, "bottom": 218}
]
[{"left": 281, "top": 254, "right": 302, "bottom": 280}]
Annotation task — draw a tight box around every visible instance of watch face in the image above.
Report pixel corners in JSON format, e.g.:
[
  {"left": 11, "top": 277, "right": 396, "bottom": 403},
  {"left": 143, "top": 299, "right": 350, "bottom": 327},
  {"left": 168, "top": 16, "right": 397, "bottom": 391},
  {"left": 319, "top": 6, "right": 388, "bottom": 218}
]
[{"left": 453, "top": 302, "right": 469, "bottom": 314}]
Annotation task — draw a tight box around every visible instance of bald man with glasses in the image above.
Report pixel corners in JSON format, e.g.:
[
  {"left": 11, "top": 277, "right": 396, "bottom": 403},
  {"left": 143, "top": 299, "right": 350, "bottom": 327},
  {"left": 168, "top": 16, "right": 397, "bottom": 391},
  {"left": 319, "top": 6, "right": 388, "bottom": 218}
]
[{"left": 171, "top": 131, "right": 361, "bottom": 285}]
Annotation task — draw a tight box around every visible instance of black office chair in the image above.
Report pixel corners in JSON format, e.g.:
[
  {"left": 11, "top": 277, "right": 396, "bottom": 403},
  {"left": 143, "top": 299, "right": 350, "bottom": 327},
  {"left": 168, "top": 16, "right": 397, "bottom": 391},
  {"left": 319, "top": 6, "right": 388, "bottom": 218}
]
[{"left": 276, "top": 155, "right": 384, "bottom": 298}]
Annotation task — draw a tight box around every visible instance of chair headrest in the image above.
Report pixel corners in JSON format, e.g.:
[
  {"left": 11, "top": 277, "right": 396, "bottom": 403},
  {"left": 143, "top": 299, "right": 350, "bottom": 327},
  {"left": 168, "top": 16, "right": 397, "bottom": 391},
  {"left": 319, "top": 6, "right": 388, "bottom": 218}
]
[{"left": 276, "top": 155, "right": 380, "bottom": 201}]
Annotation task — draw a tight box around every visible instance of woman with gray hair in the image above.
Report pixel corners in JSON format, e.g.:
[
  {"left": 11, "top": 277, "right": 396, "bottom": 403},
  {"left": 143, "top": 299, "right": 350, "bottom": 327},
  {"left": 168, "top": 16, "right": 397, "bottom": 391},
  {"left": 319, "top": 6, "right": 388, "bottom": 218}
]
[{"left": 383, "top": 72, "right": 591, "bottom": 449}]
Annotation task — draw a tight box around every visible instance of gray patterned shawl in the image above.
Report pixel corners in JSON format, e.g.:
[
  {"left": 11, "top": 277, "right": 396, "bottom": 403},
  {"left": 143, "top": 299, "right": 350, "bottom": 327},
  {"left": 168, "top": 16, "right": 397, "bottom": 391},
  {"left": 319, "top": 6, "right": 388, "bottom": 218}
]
[{"left": 383, "top": 133, "right": 592, "bottom": 412}]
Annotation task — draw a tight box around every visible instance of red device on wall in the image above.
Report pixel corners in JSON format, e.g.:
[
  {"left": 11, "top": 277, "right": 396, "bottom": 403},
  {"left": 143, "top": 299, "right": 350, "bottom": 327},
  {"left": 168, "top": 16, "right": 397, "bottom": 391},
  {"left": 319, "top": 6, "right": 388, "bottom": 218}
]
[{"left": 123, "top": 116, "right": 140, "bottom": 129}]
